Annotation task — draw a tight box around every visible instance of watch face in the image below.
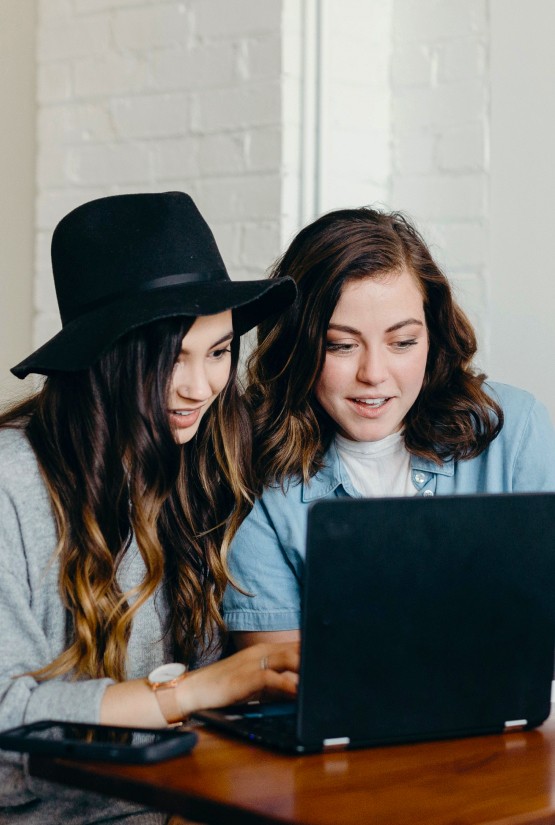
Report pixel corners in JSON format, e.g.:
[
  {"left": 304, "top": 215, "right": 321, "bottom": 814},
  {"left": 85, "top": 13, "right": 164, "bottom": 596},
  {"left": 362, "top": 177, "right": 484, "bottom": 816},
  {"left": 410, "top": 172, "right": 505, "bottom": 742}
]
[{"left": 148, "top": 663, "right": 186, "bottom": 685}]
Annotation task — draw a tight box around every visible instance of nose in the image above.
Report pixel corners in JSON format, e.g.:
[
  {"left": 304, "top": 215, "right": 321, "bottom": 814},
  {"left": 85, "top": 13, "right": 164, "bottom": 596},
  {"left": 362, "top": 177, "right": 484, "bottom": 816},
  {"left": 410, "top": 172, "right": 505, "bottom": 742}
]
[
  {"left": 173, "top": 361, "right": 213, "bottom": 401},
  {"left": 357, "top": 348, "right": 389, "bottom": 385}
]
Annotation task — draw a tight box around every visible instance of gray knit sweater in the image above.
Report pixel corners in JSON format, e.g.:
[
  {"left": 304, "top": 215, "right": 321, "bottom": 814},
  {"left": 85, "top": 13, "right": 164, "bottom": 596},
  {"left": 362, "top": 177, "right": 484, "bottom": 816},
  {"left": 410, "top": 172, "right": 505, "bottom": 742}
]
[{"left": 0, "top": 428, "right": 212, "bottom": 824}]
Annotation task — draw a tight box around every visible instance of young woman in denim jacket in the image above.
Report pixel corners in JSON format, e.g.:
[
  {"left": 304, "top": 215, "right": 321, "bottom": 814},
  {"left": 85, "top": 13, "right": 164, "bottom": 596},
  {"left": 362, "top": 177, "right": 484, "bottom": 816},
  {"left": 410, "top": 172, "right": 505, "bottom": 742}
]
[{"left": 223, "top": 207, "right": 555, "bottom": 645}]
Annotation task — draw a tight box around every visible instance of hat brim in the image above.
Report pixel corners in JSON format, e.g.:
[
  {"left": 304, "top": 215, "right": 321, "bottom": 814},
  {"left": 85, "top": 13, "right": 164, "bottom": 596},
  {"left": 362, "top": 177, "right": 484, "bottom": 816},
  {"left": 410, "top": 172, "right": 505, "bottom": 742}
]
[{"left": 12, "top": 277, "right": 296, "bottom": 378}]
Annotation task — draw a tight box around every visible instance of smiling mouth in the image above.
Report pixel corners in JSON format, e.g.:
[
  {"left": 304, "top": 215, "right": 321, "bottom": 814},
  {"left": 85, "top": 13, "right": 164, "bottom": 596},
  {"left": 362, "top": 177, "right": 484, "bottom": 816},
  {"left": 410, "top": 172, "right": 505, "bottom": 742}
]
[
  {"left": 170, "top": 409, "right": 197, "bottom": 416},
  {"left": 353, "top": 397, "right": 390, "bottom": 408},
  {"left": 168, "top": 407, "right": 203, "bottom": 428}
]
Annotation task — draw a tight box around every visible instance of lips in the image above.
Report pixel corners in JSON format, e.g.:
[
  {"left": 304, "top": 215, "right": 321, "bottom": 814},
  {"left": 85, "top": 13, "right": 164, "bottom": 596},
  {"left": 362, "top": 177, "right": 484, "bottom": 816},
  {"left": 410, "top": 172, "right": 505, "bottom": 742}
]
[
  {"left": 353, "top": 397, "right": 389, "bottom": 408},
  {"left": 347, "top": 396, "right": 394, "bottom": 418},
  {"left": 168, "top": 407, "right": 202, "bottom": 429}
]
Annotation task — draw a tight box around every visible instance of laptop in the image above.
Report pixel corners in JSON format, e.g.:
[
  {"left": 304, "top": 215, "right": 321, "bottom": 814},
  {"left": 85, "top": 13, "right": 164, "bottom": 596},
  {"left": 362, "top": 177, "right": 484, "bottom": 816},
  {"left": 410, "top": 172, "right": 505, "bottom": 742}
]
[{"left": 195, "top": 493, "right": 555, "bottom": 753}]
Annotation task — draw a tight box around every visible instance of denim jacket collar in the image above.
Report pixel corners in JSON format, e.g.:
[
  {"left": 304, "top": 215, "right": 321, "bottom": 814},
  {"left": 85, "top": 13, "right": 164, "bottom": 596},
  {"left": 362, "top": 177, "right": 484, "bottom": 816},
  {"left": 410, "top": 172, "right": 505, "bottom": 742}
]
[
  {"left": 411, "top": 454, "right": 454, "bottom": 476},
  {"left": 301, "top": 440, "right": 454, "bottom": 502}
]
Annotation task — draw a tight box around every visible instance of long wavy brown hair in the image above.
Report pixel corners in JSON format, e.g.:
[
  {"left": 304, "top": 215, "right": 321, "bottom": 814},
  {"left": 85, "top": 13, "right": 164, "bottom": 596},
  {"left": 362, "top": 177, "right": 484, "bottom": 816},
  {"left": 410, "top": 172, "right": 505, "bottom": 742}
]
[
  {"left": 0, "top": 317, "right": 253, "bottom": 681},
  {"left": 247, "top": 207, "right": 503, "bottom": 488}
]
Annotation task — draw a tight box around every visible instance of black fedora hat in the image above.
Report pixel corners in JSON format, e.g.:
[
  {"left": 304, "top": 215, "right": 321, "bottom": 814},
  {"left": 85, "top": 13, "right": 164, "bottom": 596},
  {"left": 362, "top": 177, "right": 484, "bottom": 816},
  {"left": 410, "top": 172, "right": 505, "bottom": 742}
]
[{"left": 12, "top": 191, "right": 296, "bottom": 378}]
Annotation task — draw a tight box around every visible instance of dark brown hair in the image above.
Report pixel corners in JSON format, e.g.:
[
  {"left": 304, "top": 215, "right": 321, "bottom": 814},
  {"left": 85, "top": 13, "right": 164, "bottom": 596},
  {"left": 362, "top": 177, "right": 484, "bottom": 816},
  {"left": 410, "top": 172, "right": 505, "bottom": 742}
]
[
  {"left": 246, "top": 207, "right": 503, "bottom": 487},
  {"left": 0, "top": 317, "right": 253, "bottom": 681}
]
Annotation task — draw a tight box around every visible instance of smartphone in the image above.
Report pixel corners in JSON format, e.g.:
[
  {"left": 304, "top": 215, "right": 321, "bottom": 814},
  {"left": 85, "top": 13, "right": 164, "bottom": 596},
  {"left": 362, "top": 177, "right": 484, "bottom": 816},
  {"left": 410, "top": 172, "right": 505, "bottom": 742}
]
[{"left": 0, "top": 720, "right": 197, "bottom": 764}]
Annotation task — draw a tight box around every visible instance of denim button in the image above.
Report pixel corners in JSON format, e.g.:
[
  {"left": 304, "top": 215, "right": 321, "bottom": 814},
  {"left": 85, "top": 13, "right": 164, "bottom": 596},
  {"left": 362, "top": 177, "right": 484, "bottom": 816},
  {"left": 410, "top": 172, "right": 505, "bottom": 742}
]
[
  {"left": 423, "top": 489, "right": 434, "bottom": 497},
  {"left": 414, "top": 472, "right": 426, "bottom": 484}
]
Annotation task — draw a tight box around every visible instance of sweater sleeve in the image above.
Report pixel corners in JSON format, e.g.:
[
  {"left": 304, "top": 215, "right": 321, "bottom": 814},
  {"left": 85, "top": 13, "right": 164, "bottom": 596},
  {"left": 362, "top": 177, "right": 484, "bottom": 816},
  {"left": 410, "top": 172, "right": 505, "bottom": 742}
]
[{"left": 0, "top": 486, "right": 114, "bottom": 806}]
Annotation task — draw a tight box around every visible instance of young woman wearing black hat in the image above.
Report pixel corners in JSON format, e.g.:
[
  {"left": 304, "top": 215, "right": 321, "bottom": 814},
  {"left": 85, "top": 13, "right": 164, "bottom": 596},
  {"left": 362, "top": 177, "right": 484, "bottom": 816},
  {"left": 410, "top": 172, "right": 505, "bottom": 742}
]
[{"left": 0, "top": 192, "right": 297, "bottom": 820}]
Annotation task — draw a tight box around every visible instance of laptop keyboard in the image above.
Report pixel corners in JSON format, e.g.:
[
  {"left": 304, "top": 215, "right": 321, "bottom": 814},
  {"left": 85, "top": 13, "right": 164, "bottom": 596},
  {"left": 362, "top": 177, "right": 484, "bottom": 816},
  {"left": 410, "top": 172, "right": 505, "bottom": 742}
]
[
  {"left": 240, "top": 712, "right": 297, "bottom": 738},
  {"left": 230, "top": 704, "right": 297, "bottom": 745}
]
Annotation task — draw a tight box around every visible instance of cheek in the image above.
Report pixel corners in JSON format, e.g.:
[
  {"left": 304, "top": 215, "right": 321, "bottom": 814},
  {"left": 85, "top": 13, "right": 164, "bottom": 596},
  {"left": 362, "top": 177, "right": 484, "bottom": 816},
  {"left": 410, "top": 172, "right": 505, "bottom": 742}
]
[
  {"left": 168, "top": 368, "right": 179, "bottom": 398},
  {"left": 315, "top": 359, "right": 343, "bottom": 407},
  {"left": 212, "top": 360, "right": 232, "bottom": 395},
  {"left": 405, "top": 349, "right": 428, "bottom": 391}
]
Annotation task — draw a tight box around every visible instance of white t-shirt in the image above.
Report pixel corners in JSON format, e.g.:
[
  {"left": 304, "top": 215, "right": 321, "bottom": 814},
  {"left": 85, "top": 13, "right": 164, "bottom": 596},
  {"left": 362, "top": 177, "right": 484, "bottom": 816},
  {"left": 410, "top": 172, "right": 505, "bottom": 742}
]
[{"left": 335, "top": 430, "right": 415, "bottom": 498}]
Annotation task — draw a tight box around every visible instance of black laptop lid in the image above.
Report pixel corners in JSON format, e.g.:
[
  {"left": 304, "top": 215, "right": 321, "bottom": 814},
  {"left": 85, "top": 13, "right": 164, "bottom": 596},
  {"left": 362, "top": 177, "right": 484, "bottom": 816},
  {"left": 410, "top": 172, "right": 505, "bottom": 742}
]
[{"left": 297, "top": 493, "right": 555, "bottom": 749}]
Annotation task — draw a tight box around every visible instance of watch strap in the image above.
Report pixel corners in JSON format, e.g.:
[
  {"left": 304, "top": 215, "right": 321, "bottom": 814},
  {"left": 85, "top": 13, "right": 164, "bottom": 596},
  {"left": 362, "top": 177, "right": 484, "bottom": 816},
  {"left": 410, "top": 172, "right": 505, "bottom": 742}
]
[{"left": 151, "top": 673, "right": 187, "bottom": 725}]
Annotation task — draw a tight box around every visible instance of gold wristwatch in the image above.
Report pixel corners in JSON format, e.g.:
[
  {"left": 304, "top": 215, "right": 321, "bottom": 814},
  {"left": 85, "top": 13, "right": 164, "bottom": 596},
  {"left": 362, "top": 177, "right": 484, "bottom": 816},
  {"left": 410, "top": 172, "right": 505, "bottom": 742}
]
[{"left": 147, "top": 663, "right": 188, "bottom": 725}]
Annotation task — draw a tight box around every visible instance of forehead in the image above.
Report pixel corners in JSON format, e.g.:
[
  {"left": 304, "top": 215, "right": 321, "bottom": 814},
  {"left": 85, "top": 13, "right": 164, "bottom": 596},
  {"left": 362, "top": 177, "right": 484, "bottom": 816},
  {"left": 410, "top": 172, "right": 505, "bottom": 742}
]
[
  {"left": 332, "top": 269, "right": 425, "bottom": 316},
  {"left": 180, "top": 310, "right": 233, "bottom": 349}
]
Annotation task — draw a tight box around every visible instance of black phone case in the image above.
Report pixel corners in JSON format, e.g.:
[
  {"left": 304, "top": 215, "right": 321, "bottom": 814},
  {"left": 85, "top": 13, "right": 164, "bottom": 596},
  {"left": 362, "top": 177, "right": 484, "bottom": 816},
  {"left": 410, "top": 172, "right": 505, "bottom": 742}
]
[{"left": 0, "top": 720, "right": 198, "bottom": 763}]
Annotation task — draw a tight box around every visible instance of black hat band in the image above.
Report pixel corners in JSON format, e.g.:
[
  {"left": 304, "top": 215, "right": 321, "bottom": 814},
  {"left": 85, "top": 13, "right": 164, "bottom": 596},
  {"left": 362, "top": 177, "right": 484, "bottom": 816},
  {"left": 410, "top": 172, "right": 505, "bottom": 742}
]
[{"left": 63, "top": 269, "right": 227, "bottom": 325}]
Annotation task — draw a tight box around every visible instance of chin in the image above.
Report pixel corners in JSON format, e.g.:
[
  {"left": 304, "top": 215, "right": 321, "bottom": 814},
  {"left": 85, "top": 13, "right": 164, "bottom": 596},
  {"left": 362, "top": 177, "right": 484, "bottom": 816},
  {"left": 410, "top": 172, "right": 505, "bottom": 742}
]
[
  {"left": 356, "top": 430, "right": 391, "bottom": 443},
  {"left": 348, "top": 420, "right": 402, "bottom": 443},
  {"left": 174, "top": 427, "right": 199, "bottom": 445}
]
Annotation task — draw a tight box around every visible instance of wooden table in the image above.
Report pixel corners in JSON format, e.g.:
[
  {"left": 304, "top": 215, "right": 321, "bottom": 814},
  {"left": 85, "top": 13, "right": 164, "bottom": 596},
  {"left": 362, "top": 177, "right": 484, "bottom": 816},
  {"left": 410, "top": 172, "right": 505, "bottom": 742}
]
[{"left": 30, "top": 714, "right": 555, "bottom": 825}]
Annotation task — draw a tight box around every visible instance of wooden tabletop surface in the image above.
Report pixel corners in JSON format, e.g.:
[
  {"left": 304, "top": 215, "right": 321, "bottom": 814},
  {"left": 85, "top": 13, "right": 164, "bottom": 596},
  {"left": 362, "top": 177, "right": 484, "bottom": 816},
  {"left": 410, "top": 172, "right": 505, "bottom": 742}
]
[{"left": 30, "top": 713, "right": 555, "bottom": 825}]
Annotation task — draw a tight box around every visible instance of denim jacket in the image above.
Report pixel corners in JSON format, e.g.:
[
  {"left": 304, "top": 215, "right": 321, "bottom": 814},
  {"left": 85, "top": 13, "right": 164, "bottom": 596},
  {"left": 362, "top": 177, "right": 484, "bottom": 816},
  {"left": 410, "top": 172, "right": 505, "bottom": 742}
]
[{"left": 223, "top": 382, "right": 555, "bottom": 632}]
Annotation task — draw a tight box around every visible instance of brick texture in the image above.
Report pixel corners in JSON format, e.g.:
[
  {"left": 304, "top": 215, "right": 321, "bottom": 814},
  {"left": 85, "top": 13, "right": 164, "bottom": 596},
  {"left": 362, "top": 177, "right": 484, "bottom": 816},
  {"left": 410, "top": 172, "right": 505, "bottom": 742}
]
[
  {"left": 391, "top": 0, "right": 490, "bottom": 356},
  {"left": 35, "top": 0, "right": 285, "bottom": 347},
  {"left": 35, "top": 0, "right": 489, "bottom": 362}
]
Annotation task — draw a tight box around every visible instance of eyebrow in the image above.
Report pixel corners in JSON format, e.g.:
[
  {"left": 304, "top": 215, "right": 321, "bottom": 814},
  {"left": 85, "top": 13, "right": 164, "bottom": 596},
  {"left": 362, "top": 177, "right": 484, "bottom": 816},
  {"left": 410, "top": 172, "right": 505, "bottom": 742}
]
[
  {"left": 328, "top": 318, "right": 424, "bottom": 335},
  {"left": 211, "top": 331, "right": 234, "bottom": 346},
  {"left": 180, "top": 330, "right": 234, "bottom": 353}
]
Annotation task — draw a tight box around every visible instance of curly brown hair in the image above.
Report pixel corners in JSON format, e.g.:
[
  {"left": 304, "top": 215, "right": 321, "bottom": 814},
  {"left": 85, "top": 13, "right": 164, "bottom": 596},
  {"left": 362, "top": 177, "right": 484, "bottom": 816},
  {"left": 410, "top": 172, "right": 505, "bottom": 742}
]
[
  {"left": 0, "top": 317, "right": 253, "bottom": 682},
  {"left": 246, "top": 207, "right": 503, "bottom": 488}
]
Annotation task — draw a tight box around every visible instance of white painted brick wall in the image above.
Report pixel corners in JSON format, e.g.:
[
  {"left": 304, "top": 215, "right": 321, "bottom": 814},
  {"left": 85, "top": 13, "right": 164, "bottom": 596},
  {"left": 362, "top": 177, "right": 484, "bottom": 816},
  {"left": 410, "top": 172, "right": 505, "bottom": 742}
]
[
  {"left": 194, "top": 0, "right": 281, "bottom": 39},
  {"left": 279, "top": 0, "right": 393, "bottom": 246},
  {"left": 111, "top": 5, "right": 190, "bottom": 52},
  {"left": 34, "top": 0, "right": 492, "bottom": 364},
  {"left": 390, "top": 0, "right": 490, "bottom": 358},
  {"left": 393, "top": 0, "right": 487, "bottom": 41},
  {"left": 317, "top": 0, "right": 393, "bottom": 215},
  {"left": 34, "top": 0, "right": 286, "bottom": 349},
  {"left": 150, "top": 43, "right": 238, "bottom": 91},
  {"left": 38, "top": 15, "right": 111, "bottom": 61}
]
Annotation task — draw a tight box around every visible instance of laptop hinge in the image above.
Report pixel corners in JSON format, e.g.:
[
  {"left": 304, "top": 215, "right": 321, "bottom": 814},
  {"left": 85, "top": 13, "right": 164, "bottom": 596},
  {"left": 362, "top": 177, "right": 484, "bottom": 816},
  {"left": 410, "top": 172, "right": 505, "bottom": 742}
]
[
  {"left": 504, "top": 719, "right": 527, "bottom": 732},
  {"left": 323, "top": 737, "right": 350, "bottom": 751}
]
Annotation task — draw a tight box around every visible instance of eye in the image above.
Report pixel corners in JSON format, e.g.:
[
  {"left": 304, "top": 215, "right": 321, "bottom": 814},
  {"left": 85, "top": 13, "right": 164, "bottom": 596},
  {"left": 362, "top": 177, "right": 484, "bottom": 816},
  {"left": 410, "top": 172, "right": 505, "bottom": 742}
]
[
  {"left": 210, "top": 346, "right": 232, "bottom": 360},
  {"left": 326, "top": 341, "right": 357, "bottom": 353},
  {"left": 391, "top": 339, "right": 418, "bottom": 351}
]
